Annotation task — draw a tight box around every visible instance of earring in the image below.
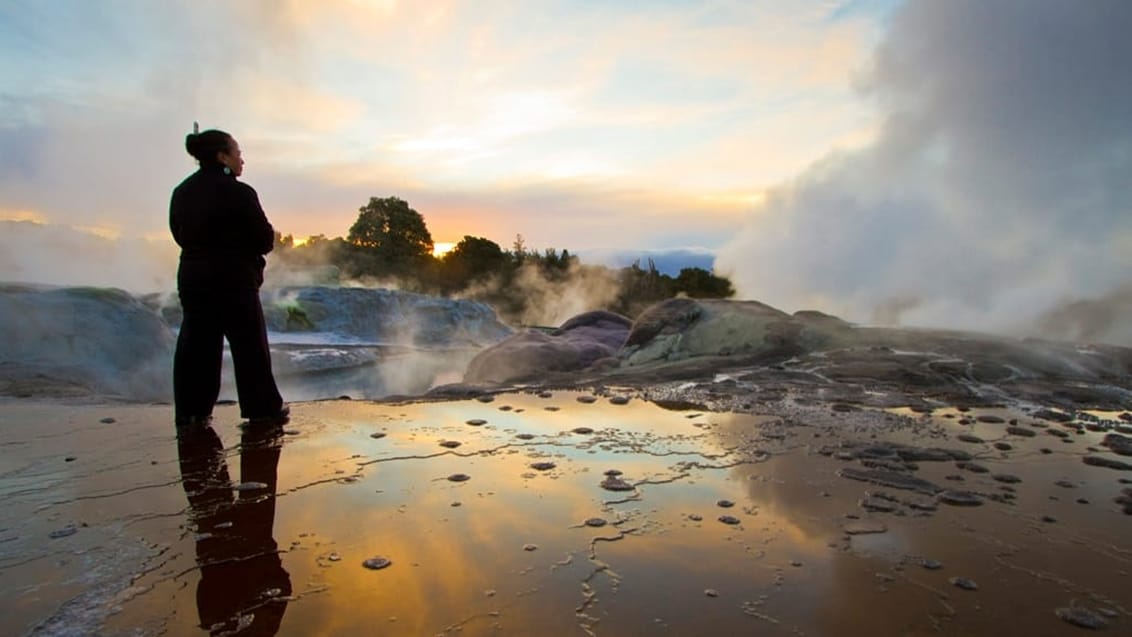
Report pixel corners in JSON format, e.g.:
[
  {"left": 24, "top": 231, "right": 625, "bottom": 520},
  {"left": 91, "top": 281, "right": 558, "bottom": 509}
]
[{"left": 223, "top": 166, "right": 232, "bottom": 175}]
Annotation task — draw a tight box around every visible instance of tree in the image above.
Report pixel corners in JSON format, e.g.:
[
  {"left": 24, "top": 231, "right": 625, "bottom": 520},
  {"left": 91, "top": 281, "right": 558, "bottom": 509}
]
[
  {"left": 439, "top": 236, "right": 508, "bottom": 290},
  {"left": 674, "top": 267, "right": 735, "bottom": 298},
  {"left": 346, "top": 197, "right": 434, "bottom": 274}
]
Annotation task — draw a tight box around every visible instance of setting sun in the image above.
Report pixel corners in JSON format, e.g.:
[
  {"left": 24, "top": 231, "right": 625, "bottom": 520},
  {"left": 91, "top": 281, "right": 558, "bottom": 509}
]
[{"left": 432, "top": 241, "right": 456, "bottom": 258}]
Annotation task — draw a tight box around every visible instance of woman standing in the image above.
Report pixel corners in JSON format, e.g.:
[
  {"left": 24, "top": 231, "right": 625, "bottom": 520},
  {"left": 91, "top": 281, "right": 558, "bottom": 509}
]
[{"left": 170, "top": 126, "right": 288, "bottom": 427}]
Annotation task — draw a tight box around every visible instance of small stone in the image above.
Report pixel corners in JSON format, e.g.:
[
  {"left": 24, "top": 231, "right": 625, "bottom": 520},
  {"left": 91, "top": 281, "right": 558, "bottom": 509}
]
[
  {"left": 1055, "top": 606, "right": 1108, "bottom": 629},
  {"left": 100, "top": 417, "right": 116, "bottom": 424},
  {"left": 790, "top": 560, "right": 803, "bottom": 567},
  {"left": 523, "top": 543, "right": 538, "bottom": 551},
  {"left": 718, "top": 515, "right": 741, "bottom": 525},
  {"left": 609, "top": 396, "right": 631, "bottom": 405},
  {"left": 537, "top": 391, "right": 553, "bottom": 398},
  {"left": 544, "top": 406, "right": 560, "bottom": 412},
  {"left": 475, "top": 395, "right": 495, "bottom": 403},
  {"left": 1076, "top": 498, "right": 1090, "bottom": 504},
  {"left": 530, "top": 462, "right": 556, "bottom": 471},
  {"left": 466, "top": 419, "right": 487, "bottom": 426},
  {"left": 439, "top": 440, "right": 462, "bottom": 448},
  {"left": 1083, "top": 456, "right": 1132, "bottom": 471},
  {"left": 992, "top": 474, "right": 1022, "bottom": 484},
  {"left": 576, "top": 395, "right": 598, "bottom": 404},
  {"left": 447, "top": 473, "right": 471, "bottom": 482},
  {"left": 957, "top": 434, "right": 984, "bottom": 443},
  {"left": 994, "top": 442, "right": 1013, "bottom": 451},
  {"left": 976, "top": 415, "right": 1005, "bottom": 424},
  {"left": 1006, "top": 426, "right": 1036, "bottom": 437},
  {"left": 688, "top": 514, "right": 703, "bottom": 521},
  {"left": 64, "top": 456, "right": 76, "bottom": 462},
  {"left": 600, "top": 476, "right": 634, "bottom": 491},
  {"left": 585, "top": 517, "right": 607, "bottom": 527},
  {"left": 451, "top": 501, "right": 462, "bottom": 507},
  {"left": 949, "top": 577, "right": 978, "bottom": 591},
  {"left": 704, "top": 589, "right": 719, "bottom": 597},
  {"left": 716, "top": 499, "right": 735, "bottom": 508},
  {"left": 603, "top": 469, "right": 623, "bottom": 476},
  {"left": 370, "top": 432, "right": 387, "bottom": 439},
  {"left": 49, "top": 525, "right": 78, "bottom": 539},
  {"left": 515, "top": 433, "right": 535, "bottom": 440},
  {"left": 327, "top": 552, "right": 341, "bottom": 562},
  {"left": 936, "top": 491, "right": 983, "bottom": 507},
  {"left": 921, "top": 559, "right": 943, "bottom": 570},
  {"left": 1054, "top": 480, "right": 1076, "bottom": 488},
  {"left": 498, "top": 405, "right": 513, "bottom": 411},
  {"left": 362, "top": 556, "right": 392, "bottom": 570},
  {"left": 844, "top": 521, "right": 887, "bottom": 535},
  {"left": 1041, "top": 515, "right": 1057, "bottom": 523},
  {"left": 572, "top": 427, "right": 594, "bottom": 434}
]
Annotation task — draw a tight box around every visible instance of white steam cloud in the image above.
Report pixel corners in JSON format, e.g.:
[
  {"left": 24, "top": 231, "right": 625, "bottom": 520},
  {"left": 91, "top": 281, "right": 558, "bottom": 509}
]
[{"left": 716, "top": 0, "right": 1132, "bottom": 345}]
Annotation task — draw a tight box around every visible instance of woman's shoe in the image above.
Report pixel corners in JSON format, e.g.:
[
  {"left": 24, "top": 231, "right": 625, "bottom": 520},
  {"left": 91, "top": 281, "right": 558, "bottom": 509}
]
[{"left": 247, "top": 404, "right": 290, "bottom": 426}]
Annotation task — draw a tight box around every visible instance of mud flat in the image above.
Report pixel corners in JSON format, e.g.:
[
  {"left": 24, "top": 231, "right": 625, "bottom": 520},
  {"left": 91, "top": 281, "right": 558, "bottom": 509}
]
[{"left": 1, "top": 389, "right": 1130, "bottom": 636}]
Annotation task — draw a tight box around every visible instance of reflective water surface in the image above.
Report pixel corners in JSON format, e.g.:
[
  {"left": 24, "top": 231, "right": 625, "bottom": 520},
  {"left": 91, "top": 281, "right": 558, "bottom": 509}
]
[{"left": 1, "top": 393, "right": 1129, "bottom": 635}]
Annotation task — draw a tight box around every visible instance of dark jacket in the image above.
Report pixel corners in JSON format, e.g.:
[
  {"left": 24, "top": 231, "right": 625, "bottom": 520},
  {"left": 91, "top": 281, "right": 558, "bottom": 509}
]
[{"left": 170, "top": 164, "right": 276, "bottom": 291}]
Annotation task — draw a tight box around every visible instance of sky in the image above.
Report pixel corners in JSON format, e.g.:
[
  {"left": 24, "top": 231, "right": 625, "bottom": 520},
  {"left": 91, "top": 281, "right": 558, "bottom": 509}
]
[{"left": 1, "top": 0, "right": 1129, "bottom": 342}]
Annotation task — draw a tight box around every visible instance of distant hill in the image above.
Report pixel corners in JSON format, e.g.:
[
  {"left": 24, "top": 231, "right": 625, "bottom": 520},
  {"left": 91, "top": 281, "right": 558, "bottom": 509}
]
[{"left": 578, "top": 248, "right": 716, "bottom": 276}]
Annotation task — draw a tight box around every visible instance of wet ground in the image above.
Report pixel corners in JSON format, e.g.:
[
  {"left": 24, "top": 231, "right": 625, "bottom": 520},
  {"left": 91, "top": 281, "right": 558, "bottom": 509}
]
[{"left": 1, "top": 391, "right": 1130, "bottom": 636}]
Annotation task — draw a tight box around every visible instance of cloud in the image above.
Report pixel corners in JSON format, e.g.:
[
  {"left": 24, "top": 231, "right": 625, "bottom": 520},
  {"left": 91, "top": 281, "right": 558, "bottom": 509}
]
[{"left": 716, "top": 0, "right": 1132, "bottom": 344}]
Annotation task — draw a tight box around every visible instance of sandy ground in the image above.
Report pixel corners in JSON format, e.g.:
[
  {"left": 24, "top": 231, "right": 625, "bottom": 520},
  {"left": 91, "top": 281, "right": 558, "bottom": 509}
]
[{"left": 1, "top": 385, "right": 1130, "bottom": 636}]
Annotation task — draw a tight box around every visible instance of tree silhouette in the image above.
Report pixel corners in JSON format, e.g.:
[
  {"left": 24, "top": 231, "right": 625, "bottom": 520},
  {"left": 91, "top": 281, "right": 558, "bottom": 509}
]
[{"left": 347, "top": 197, "right": 434, "bottom": 275}]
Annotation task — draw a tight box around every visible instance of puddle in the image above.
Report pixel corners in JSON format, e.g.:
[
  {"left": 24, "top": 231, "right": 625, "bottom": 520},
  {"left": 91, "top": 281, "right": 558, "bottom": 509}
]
[{"left": 1, "top": 394, "right": 1129, "bottom": 635}]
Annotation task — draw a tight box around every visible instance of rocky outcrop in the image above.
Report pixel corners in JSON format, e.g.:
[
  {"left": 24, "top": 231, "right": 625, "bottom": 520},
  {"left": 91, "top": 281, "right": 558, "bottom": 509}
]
[
  {"left": 0, "top": 285, "right": 175, "bottom": 400},
  {"left": 261, "top": 286, "right": 513, "bottom": 347},
  {"left": 463, "top": 311, "right": 632, "bottom": 384}
]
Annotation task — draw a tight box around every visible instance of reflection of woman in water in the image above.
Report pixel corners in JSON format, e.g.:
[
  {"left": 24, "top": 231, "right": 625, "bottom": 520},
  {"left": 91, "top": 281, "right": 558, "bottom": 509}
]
[
  {"left": 177, "top": 424, "right": 291, "bottom": 635},
  {"left": 170, "top": 125, "right": 288, "bottom": 427}
]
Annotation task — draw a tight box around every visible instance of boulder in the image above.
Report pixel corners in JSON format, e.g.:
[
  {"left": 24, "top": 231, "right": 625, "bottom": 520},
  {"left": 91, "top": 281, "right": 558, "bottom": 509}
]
[
  {"left": 463, "top": 311, "right": 632, "bottom": 384},
  {"left": 0, "top": 285, "right": 174, "bottom": 399}
]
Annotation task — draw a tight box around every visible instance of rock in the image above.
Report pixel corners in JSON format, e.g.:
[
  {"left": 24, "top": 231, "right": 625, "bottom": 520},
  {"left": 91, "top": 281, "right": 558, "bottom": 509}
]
[
  {"left": 603, "top": 469, "right": 623, "bottom": 476},
  {"left": 1101, "top": 433, "right": 1132, "bottom": 456},
  {"left": 447, "top": 473, "right": 471, "bottom": 482},
  {"left": 994, "top": 442, "right": 1013, "bottom": 451},
  {"left": 609, "top": 396, "right": 631, "bottom": 405},
  {"left": 992, "top": 474, "right": 1022, "bottom": 484},
  {"left": 716, "top": 499, "right": 735, "bottom": 508},
  {"left": 976, "top": 415, "right": 1005, "bottom": 424},
  {"left": 362, "top": 556, "right": 392, "bottom": 570},
  {"left": 704, "top": 589, "right": 719, "bottom": 597},
  {"left": 936, "top": 491, "right": 983, "bottom": 507},
  {"left": 439, "top": 440, "right": 462, "bottom": 448},
  {"left": 838, "top": 467, "right": 943, "bottom": 495},
  {"left": 920, "top": 559, "right": 943, "bottom": 570},
  {"left": 718, "top": 515, "right": 741, "bottom": 525},
  {"left": 466, "top": 419, "right": 487, "bottom": 426},
  {"left": 463, "top": 311, "right": 632, "bottom": 384},
  {"left": 1083, "top": 456, "right": 1132, "bottom": 471},
  {"left": 957, "top": 434, "right": 984, "bottom": 443},
  {"left": 949, "top": 577, "right": 978, "bottom": 591},
  {"left": 49, "top": 525, "right": 78, "bottom": 539},
  {"left": 1006, "top": 426, "right": 1037, "bottom": 437},
  {"left": 1055, "top": 606, "right": 1108, "bottom": 629},
  {"left": 100, "top": 417, "right": 117, "bottom": 424},
  {"left": 515, "top": 433, "right": 535, "bottom": 440},
  {"left": 369, "top": 432, "right": 386, "bottom": 439},
  {"left": 584, "top": 517, "right": 607, "bottom": 527},
  {"left": 957, "top": 461, "right": 989, "bottom": 474},
  {"left": 600, "top": 476, "right": 634, "bottom": 491},
  {"left": 1033, "top": 409, "right": 1073, "bottom": 423},
  {"left": 577, "top": 395, "right": 598, "bottom": 404},
  {"left": 530, "top": 462, "right": 556, "bottom": 471},
  {"left": 688, "top": 514, "right": 703, "bottom": 521},
  {"left": 844, "top": 521, "right": 887, "bottom": 535},
  {"left": 572, "top": 427, "right": 595, "bottom": 434}
]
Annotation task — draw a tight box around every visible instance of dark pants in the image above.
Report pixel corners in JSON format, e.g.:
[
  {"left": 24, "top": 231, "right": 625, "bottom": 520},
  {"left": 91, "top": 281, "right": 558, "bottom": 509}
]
[{"left": 174, "top": 288, "right": 283, "bottom": 419}]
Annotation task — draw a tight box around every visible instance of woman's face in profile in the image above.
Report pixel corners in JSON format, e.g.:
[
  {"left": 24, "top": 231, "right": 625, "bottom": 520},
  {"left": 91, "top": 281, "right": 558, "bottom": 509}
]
[{"left": 218, "top": 140, "right": 244, "bottom": 177}]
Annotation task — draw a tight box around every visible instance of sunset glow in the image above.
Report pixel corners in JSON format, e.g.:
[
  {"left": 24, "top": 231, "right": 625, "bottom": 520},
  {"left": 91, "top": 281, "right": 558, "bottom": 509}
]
[{"left": 432, "top": 242, "right": 456, "bottom": 258}]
